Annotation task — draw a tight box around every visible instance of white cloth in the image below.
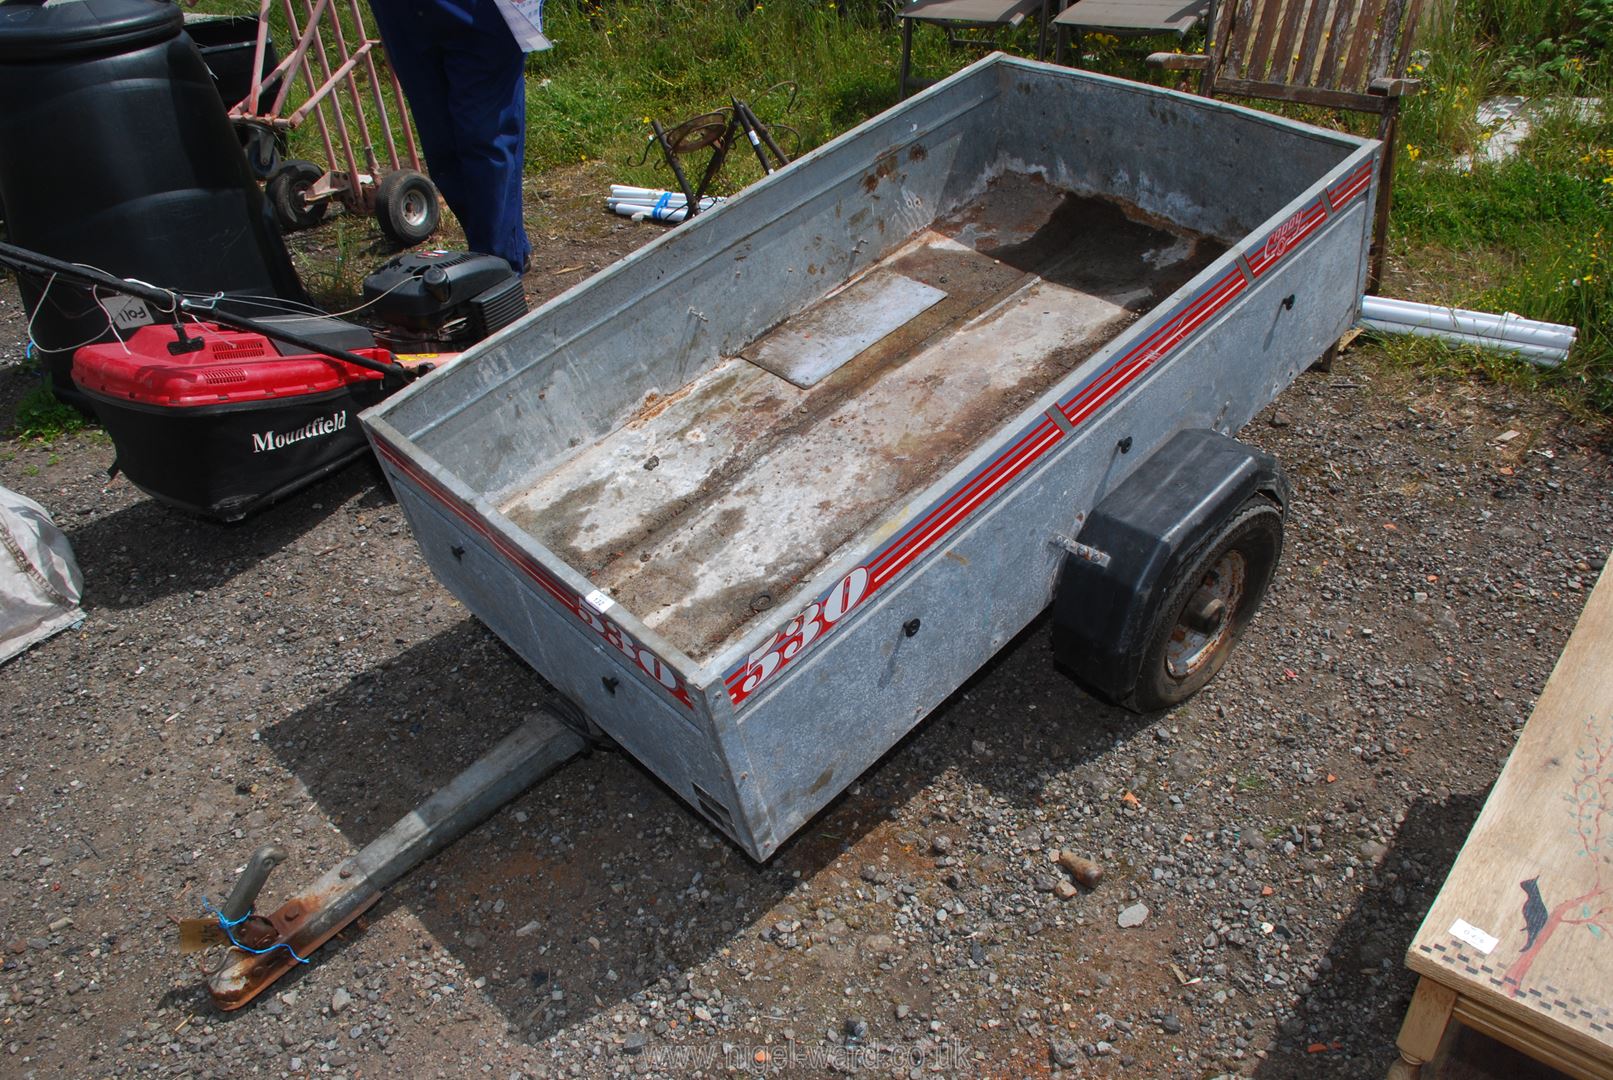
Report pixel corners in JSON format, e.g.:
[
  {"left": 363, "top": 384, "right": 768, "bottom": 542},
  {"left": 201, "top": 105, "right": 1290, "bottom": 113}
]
[
  {"left": 492, "top": 0, "right": 553, "bottom": 52},
  {"left": 0, "top": 485, "right": 83, "bottom": 665}
]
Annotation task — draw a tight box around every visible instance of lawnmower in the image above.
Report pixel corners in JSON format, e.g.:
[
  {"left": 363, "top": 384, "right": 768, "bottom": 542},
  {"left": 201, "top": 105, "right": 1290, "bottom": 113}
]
[{"left": 0, "top": 239, "right": 529, "bottom": 522}]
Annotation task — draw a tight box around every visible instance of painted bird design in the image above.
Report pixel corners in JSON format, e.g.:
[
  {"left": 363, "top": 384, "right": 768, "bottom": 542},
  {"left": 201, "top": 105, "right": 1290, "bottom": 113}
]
[{"left": 1520, "top": 876, "right": 1549, "bottom": 952}]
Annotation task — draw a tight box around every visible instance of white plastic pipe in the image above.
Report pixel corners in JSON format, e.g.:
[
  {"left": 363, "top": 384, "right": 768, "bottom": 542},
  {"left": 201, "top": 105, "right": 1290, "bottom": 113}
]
[
  {"left": 606, "top": 196, "right": 723, "bottom": 212},
  {"left": 1361, "top": 296, "right": 1576, "bottom": 349},
  {"left": 1359, "top": 318, "right": 1568, "bottom": 367},
  {"left": 610, "top": 185, "right": 693, "bottom": 199},
  {"left": 607, "top": 203, "right": 696, "bottom": 222},
  {"left": 608, "top": 186, "right": 726, "bottom": 205},
  {"left": 609, "top": 202, "right": 693, "bottom": 223}
]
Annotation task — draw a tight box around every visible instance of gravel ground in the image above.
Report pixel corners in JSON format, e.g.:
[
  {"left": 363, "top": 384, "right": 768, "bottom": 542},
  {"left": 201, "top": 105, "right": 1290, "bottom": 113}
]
[{"left": 1, "top": 198, "right": 1610, "bottom": 1079}]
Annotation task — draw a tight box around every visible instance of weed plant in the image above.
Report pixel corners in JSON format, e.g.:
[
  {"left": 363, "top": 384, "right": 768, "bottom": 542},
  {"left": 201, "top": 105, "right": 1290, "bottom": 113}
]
[{"left": 13, "top": 374, "right": 86, "bottom": 443}]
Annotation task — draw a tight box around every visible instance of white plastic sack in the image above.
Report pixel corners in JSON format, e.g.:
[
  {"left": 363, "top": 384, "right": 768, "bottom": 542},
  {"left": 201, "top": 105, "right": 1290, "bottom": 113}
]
[{"left": 1, "top": 485, "right": 83, "bottom": 664}]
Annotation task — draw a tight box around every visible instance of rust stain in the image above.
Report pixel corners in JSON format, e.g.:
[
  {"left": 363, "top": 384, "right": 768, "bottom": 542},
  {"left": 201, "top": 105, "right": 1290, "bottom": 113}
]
[
  {"left": 506, "top": 174, "right": 1227, "bottom": 660},
  {"left": 629, "top": 368, "right": 741, "bottom": 427},
  {"left": 860, "top": 152, "right": 900, "bottom": 193}
]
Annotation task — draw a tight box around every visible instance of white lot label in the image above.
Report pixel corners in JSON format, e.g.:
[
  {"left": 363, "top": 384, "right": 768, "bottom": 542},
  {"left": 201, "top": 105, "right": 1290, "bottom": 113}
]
[
  {"left": 1449, "top": 918, "right": 1498, "bottom": 955},
  {"left": 103, "top": 295, "right": 154, "bottom": 331},
  {"left": 584, "top": 589, "right": 614, "bottom": 614}
]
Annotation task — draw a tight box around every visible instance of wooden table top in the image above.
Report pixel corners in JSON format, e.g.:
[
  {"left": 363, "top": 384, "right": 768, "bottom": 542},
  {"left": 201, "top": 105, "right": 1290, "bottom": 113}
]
[
  {"left": 1053, "top": 0, "right": 1209, "bottom": 34},
  {"left": 1406, "top": 560, "right": 1613, "bottom": 1064}
]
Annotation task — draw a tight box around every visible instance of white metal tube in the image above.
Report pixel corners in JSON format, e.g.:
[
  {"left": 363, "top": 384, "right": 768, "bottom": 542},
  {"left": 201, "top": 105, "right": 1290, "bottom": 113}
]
[
  {"left": 1361, "top": 296, "right": 1576, "bottom": 349},
  {"left": 605, "top": 195, "right": 722, "bottom": 207},
  {"left": 610, "top": 203, "right": 692, "bottom": 223},
  {"left": 1359, "top": 318, "right": 1568, "bottom": 367},
  {"left": 609, "top": 186, "right": 721, "bottom": 200},
  {"left": 606, "top": 196, "right": 723, "bottom": 212},
  {"left": 610, "top": 185, "right": 672, "bottom": 199},
  {"left": 606, "top": 194, "right": 723, "bottom": 207},
  {"left": 1364, "top": 302, "right": 1575, "bottom": 349},
  {"left": 608, "top": 186, "right": 727, "bottom": 206}
]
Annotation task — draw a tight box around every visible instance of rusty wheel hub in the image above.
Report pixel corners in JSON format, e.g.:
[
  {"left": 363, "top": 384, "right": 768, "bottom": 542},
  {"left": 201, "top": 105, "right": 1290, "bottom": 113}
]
[{"left": 1165, "top": 549, "right": 1247, "bottom": 681}]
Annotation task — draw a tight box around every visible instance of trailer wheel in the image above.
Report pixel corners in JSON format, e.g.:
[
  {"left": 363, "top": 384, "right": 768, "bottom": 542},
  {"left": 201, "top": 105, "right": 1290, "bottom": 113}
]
[
  {"left": 375, "top": 170, "right": 440, "bottom": 245},
  {"left": 1128, "top": 497, "right": 1282, "bottom": 712},
  {"left": 267, "top": 161, "right": 329, "bottom": 232},
  {"left": 238, "top": 122, "right": 284, "bottom": 180}
]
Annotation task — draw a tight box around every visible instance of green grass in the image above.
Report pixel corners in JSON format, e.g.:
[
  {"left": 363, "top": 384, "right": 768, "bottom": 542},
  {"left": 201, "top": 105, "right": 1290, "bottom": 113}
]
[
  {"left": 1387, "top": 0, "right": 1613, "bottom": 412},
  {"left": 523, "top": 0, "right": 941, "bottom": 186},
  {"left": 518, "top": 3, "right": 1193, "bottom": 184}
]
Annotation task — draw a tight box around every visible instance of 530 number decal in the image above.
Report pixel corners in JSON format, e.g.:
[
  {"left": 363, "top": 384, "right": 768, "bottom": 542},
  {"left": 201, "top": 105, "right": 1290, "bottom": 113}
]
[
  {"left": 728, "top": 567, "right": 870, "bottom": 705},
  {"left": 571, "top": 597, "right": 692, "bottom": 706}
]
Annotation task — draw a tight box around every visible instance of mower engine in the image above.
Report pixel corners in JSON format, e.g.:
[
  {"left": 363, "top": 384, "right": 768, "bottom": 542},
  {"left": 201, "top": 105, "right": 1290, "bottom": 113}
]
[{"left": 361, "top": 251, "right": 527, "bottom": 351}]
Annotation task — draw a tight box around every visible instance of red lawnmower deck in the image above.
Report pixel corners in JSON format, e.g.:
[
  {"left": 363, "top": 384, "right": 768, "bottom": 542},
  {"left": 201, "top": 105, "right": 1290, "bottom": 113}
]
[{"left": 74, "top": 323, "right": 395, "bottom": 521}]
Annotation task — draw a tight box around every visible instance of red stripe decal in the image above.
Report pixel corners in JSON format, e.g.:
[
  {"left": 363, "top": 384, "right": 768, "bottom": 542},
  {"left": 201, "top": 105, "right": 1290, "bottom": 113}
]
[
  {"left": 373, "top": 438, "right": 695, "bottom": 708},
  {"left": 869, "top": 418, "right": 1062, "bottom": 576},
  {"left": 1063, "top": 269, "right": 1245, "bottom": 424},
  {"left": 1246, "top": 202, "right": 1328, "bottom": 277},
  {"left": 871, "top": 420, "right": 1063, "bottom": 584},
  {"left": 1326, "top": 160, "right": 1376, "bottom": 208}
]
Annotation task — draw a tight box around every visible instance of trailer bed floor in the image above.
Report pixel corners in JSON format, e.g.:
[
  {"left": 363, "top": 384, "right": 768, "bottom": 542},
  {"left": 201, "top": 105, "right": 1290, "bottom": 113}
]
[{"left": 501, "top": 174, "right": 1226, "bottom": 661}]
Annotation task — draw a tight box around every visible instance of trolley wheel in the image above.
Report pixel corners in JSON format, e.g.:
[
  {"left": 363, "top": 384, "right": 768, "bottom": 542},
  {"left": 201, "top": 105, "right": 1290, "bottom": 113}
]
[
  {"left": 1127, "top": 497, "right": 1283, "bottom": 712},
  {"left": 267, "top": 160, "right": 329, "bottom": 232},
  {"left": 238, "top": 123, "right": 284, "bottom": 180},
  {"left": 374, "top": 170, "right": 440, "bottom": 244}
]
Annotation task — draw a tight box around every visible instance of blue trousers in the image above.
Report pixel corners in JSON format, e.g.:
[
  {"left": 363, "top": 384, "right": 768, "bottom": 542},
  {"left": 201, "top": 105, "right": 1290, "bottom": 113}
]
[{"left": 370, "top": 0, "right": 530, "bottom": 272}]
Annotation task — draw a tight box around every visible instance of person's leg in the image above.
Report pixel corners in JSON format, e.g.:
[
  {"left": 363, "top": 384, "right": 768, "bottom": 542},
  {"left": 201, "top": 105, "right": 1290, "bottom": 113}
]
[
  {"left": 367, "top": 0, "right": 467, "bottom": 224},
  {"left": 436, "top": 2, "right": 530, "bottom": 271}
]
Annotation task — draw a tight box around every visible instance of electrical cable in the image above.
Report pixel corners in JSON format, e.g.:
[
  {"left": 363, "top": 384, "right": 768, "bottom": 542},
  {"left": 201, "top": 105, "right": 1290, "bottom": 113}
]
[
  {"left": 200, "top": 896, "right": 310, "bottom": 964},
  {"left": 0, "top": 240, "right": 412, "bottom": 380},
  {"left": 172, "top": 271, "right": 416, "bottom": 321},
  {"left": 21, "top": 273, "right": 121, "bottom": 355}
]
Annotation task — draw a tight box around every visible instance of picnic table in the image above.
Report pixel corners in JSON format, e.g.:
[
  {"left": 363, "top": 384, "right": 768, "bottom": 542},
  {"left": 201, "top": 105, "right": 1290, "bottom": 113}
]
[{"left": 1391, "top": 561, "right": 1613, "bottom": 1079}]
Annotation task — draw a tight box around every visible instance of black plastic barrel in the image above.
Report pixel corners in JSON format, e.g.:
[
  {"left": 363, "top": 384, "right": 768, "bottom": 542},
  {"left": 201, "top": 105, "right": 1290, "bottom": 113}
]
[
  {"left": 182, "top": 14, "right": 281, "bottom": 111},
  {"left": 0, "top": 0, "right": 308, "bottom": 405}
]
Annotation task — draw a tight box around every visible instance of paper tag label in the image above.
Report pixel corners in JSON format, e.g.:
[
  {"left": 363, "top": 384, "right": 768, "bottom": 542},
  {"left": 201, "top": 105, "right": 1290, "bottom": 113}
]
[
  {"left": 584, "top": 589, "right": 614, "bottom": 613},
  {"left": 1450, "top": 918, "right": 1498, "bottom": 955},
  {"left": 103, "top": 294, "right": 154, "bottom": 331},
  {"left": 492, "top": 0, "right": 552, "bottom": 51}
]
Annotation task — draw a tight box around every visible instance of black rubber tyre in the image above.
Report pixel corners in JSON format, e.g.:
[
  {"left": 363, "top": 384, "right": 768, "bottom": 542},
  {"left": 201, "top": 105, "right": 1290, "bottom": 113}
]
[
  {"left": 1126, "top": 497, "right": 1283, "bottom": 712},
  {"left": 267, "top": 160, "right": 329, "bottom": 232},
  {"left": 238, "top": 122, "right": 284, "bottom": 180},
  {"left": 374, "top": 169, "right": 440, "bottom": 244}
]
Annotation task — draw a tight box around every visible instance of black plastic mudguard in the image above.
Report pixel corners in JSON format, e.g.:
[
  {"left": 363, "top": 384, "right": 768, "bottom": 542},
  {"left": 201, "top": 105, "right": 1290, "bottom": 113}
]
[{"left": 1051, "top": 428, "right": 1290, "bottom": 703}]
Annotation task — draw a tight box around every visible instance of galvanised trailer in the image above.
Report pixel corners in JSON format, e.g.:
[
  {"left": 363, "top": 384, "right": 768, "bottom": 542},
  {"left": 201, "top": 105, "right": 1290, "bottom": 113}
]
[{"left": 361, "top": 54, "right": 1377, "bottom": 863}]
